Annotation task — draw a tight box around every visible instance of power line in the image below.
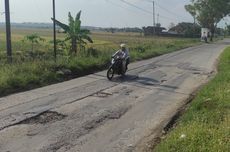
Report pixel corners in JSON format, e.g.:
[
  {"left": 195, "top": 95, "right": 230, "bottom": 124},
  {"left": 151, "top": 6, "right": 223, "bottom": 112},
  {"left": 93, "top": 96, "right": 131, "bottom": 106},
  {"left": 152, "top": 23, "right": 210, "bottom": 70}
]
[
  {"left": 143, "top": 0, "right": 188, "bottom": 21},
  {"left": 106, "top": 0, "right": 182, "bottom": 27},
  {"left": 143, "top": 0, "right": 153, "bottom": 3},
  {"left": 159, "top": 14, "right": 178, "bottom": 21},
  {"left": 104, "top": 0, "right": 130, "bottom": 27},
  {"left": 120, "top": 0, "right": 180, "bottom": 22},
  {"left": 154, "top": 2, "right": 188, "bottom": 21},
  {"left": 120, "top": 0, "right": 153, "bottom": 15},
  {"left": 105, "top": 0, "right": 140, "bottom": 14}
]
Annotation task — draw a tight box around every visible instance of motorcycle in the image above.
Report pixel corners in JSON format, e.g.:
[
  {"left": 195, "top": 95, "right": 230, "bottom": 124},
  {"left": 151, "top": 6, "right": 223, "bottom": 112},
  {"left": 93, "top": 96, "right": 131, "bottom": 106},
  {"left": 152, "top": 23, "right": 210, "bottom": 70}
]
[{"left": 107, "top": 55, "right": 127, "bottom": 80}]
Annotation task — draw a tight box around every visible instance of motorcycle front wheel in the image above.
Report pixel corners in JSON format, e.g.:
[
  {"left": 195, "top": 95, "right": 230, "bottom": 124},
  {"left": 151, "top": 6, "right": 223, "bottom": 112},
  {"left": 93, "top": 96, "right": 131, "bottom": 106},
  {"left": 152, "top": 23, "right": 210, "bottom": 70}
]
[{"left": 107, "top": 67, "right": 114, "bottom": 80}]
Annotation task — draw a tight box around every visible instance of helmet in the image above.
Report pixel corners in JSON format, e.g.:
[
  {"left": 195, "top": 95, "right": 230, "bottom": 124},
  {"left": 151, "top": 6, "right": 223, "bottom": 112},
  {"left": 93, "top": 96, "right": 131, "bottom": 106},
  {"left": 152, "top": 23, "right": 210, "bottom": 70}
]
[{"left": 120, "top": 43, "right": 126, "bottom": 48}]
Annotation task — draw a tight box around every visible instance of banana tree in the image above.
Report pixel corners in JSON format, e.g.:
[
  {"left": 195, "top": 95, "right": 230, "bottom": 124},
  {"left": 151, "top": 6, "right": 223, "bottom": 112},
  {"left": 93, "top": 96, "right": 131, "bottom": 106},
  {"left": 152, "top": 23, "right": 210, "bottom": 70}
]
[
  {"left": 24, "top": 33, "right": 45, "bottom": 52},
  {"left": 52, "top": 11, "right": 93, "bottom": 54}
]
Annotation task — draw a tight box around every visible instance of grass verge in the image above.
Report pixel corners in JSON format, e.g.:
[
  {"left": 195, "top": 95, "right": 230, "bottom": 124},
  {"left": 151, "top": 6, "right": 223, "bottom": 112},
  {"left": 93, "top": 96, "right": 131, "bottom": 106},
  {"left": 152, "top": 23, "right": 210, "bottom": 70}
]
[{"left": 154, "top": 47, "right": 230, "bottom": 152}]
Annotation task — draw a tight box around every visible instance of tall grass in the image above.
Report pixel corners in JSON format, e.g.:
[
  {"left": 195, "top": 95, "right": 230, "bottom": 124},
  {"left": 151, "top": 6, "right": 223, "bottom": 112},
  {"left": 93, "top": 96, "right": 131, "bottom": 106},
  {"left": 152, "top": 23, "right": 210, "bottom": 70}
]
[{"left": 0, "top": 54, "right": 110, "bottom": 96}]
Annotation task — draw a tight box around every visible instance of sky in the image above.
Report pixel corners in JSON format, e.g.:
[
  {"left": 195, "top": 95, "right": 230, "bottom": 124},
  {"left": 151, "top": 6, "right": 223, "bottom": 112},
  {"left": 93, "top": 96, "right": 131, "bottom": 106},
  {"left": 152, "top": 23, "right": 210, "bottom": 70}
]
[{"left": 0, "top": 0, "right": 227, "bottom": 28}]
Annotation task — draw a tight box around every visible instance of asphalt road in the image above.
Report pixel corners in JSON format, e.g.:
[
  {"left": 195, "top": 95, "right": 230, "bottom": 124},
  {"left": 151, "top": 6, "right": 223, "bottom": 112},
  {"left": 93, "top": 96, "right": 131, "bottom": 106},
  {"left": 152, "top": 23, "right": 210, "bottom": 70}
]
[{"left": 0, "top": 39, "right": 229, "bottom": 152}]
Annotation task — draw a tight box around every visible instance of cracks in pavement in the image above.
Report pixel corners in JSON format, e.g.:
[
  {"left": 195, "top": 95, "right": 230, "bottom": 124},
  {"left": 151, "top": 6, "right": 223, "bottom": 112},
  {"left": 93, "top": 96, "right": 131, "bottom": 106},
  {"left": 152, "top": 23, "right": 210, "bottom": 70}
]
[
  {"left": 163, "top": 91, "right": 196, "bottom": 134},
  {"left": 0, "top": 111, "right": 67, "bottom": 132},
  {"left": 0, "top": 80, "right": 116, "bottom": 114},
  {"left": 127, "top": 45, "right": 205, "bottom": 75},
  {"left": 0, "top": 84, "right": 135, "bottom": 151},
  {"left": 117, "top": 72, "right": 190, "bottom": 96},
  {"left": 155, "top": 96, "right": 196, "bottom": 152},
  {"left": 155, "top": 62, "right": 214, "bottom": 77},
  {"left": 0, "top": 106, "right": 132, "bottom": 152},
  {"left": 61, "top": 85, "right": 120, "bottom": 109},
  {"left": 40, "top": 106, "right": 131, "bottom": 152},
  {"left": 0, "top": 111, "right": 67, "bottom": 131},
  {"left": 123, "top": 82, "right": 190, "bottom": 96},
  {"left": 132, "top": 66, "right": 158, "bottom": 75},
  {"left": 92, "top": 92, "right": 113, "bottom": 98},
  {"left": 83, "top": 106, "right": 130, "bottom": 130},
  {"left": 40, "top": 141, "right": 71, "bottom": 152},
  {"left": 0, "top": 83, "right": 121, "bottom": 132},
  {"left": 135, "top": 93, "right": 196, "bottom": 152},
  {"left": 0, "top": 43, "right": 224, "bottom": 152}
]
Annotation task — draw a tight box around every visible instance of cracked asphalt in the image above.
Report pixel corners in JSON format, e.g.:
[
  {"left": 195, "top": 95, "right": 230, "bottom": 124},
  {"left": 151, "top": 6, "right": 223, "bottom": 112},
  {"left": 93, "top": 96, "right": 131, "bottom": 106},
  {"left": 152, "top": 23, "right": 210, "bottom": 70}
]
[{"left": 0, "top": 40, "right": 229, "bottom": 152}]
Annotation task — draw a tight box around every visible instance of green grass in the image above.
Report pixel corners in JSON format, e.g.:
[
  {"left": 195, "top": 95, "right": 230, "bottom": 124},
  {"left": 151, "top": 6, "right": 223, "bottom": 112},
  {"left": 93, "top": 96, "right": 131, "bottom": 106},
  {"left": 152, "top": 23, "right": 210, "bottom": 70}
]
[
  {"left": 0, "top": 28, "right": 201, "bottom": 96},
  {"left": 154, "top": 47, "right": 230, "bottom": 152},
  {"left": 0, "top": 55, "right": 109, "bottom": 96}
]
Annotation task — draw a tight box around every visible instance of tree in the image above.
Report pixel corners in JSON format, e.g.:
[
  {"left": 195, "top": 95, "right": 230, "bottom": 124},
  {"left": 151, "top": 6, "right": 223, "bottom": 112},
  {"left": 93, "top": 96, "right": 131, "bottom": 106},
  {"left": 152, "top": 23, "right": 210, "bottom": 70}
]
[
  {"left": 168, "top": 22, "right": 175, "bottom": 30},
  {"left": 24, "top": 33, "right": 45, "bottom": 52},
  {"left": 169, "top": 22, "right": 201, "bottom": 37},
  {"left": 185, "top": 4, "right": 197, "bottom": 24},
  {"left": 52, "top": 11, "right": 93, "bottom": 54},
  {"left": 156, "top": 23, "right": 161, "bottom": 27},
  {"left": 226, "top": 25, "right": 230, "bottom": 35},
  {"left": 185, "top": 0, "right": 230, "bottom": 41}
]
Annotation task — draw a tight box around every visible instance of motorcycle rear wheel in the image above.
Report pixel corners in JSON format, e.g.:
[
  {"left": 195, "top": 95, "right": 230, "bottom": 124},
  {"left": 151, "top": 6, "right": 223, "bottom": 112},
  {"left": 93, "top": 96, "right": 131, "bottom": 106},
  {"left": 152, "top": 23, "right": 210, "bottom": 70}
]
[{"left": 107, "top": 67, "right": 114, "bottom": 80}]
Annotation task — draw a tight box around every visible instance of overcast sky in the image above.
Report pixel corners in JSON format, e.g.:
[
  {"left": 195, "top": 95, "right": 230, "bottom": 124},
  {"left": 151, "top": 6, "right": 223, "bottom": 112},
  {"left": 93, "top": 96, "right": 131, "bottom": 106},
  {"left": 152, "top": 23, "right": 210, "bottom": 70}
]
[{"left": 0, "top": 0, "right": 227, "bottom": 28}]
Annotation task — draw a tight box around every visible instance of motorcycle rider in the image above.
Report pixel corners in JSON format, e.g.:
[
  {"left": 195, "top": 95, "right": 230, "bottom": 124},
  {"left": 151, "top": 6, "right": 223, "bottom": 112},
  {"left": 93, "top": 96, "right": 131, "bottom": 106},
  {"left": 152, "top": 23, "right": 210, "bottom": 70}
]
[{"left": 112, "top": 43, "right": 130, "bottom": 73}]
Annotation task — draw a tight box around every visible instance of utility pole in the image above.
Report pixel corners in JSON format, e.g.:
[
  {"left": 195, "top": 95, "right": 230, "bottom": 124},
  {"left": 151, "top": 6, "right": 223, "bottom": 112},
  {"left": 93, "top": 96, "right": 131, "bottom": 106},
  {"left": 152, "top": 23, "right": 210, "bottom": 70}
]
[
  {"left": 5, "top": 0, "right": 12, "bottom": 63},
  {"left": 152, "top": 1, "right": 156, "bottom": 35},
  {"left": 157, "top": 13, "right": 159, "bottom": 25},
  {"left": 53, "top": 0, "right": 57, "bottom": 62}
]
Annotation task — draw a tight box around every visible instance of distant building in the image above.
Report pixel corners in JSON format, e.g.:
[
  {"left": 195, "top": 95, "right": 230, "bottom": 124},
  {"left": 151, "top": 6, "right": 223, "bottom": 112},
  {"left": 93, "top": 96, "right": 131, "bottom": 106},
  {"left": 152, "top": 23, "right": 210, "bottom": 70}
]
[{"left": 143, "top": 26, "right": 166, "bottom": 36}]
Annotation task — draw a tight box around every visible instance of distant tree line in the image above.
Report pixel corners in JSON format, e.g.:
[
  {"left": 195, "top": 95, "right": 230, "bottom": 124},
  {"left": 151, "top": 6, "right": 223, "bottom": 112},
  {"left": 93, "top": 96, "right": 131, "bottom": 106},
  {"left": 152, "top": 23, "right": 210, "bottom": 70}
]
[
  {"left": 142, "top": 26, "right": 166, "bottom": 36},
  {"left": 168, "top": 22, "right": 201, "bottom": 38}
]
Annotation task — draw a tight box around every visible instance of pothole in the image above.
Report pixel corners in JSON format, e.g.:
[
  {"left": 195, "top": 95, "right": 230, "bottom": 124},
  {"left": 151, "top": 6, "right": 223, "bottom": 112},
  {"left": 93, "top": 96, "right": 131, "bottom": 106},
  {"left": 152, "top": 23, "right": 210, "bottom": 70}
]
[
  {"left": 193, "top": 72, "right": 201, "bottom": 75},
  {"left": 20, "top": 111, "right": 66, "bottom": 125},
  {"left": 83, "top": 106, "right": 130, "bottom": 130},
  {"left": 93, "top": 92, "right": 113, "bottom": 98},
  {"left": 125, "top": 89, "right": 133, "bottom": 96},
  {"left": 161, "top": 79, "right": 167, "bottom": 83},
  {"left": 39, "top": 107, "right": 130, "bottom": 152}
]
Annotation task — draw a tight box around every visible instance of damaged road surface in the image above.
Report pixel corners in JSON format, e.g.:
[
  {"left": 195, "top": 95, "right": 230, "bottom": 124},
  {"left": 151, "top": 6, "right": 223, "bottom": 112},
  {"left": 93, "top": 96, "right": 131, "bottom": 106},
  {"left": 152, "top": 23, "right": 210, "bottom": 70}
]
[{"left": 0, "top": 40, "right": 229, "bottom": 152}]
